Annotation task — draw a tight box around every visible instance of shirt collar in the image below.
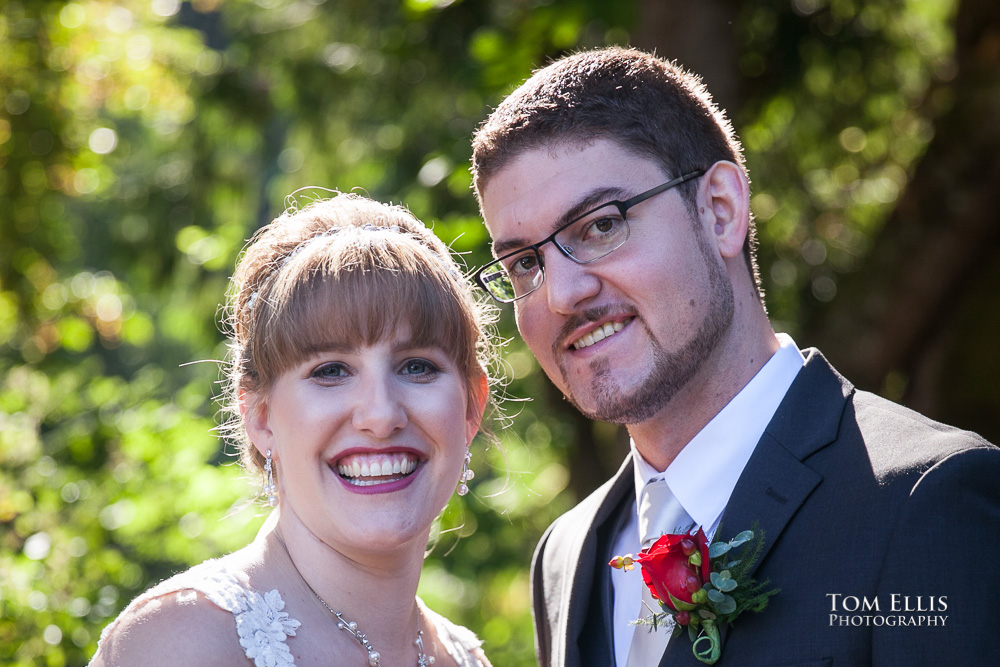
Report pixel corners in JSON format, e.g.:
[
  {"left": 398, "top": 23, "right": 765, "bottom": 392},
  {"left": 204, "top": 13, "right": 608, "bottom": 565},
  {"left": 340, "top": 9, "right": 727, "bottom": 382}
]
[{"left": 632, "top": 333, "right": 805, "bottom": 534}]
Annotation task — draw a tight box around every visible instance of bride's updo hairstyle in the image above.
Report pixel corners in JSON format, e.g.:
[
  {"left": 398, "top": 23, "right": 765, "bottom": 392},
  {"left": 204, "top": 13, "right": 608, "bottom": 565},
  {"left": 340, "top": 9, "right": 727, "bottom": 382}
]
[{"left": 222, "top": 191, "right": 496, "bottom": 479}]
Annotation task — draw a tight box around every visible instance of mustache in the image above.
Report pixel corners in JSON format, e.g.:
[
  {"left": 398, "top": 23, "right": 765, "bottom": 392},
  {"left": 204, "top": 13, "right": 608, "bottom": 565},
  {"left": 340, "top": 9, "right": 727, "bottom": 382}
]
[{"left": 552, "top": 304, "right": 638, "bottom": 354}]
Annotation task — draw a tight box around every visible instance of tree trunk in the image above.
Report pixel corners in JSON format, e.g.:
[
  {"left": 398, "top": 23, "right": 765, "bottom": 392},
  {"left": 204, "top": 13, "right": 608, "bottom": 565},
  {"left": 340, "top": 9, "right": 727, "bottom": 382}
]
[
  {"left": 803, "top": 0, "right": 1000, "bottom": 442},
  {"left": 632, "top": 0, "right": 744, "bottom": 116}
]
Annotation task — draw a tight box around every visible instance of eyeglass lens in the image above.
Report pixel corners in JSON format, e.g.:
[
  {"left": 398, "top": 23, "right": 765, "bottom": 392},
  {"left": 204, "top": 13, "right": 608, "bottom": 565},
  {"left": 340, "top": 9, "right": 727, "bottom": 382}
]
[{"left": 481, "top": 202, "right": 629, "bottom": 301}]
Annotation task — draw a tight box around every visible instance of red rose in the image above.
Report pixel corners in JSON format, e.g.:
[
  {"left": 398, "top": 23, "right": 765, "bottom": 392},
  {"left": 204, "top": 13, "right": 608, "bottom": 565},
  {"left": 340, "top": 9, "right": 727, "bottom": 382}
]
[{"left": 635, "top": 528, "right": 711, "bottom": 610}]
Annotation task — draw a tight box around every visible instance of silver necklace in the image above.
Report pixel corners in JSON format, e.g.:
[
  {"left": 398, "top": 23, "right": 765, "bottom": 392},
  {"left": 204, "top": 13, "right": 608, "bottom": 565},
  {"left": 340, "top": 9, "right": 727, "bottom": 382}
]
[{"left": 273, "top": 532, "right": 435, "bottom": 667}]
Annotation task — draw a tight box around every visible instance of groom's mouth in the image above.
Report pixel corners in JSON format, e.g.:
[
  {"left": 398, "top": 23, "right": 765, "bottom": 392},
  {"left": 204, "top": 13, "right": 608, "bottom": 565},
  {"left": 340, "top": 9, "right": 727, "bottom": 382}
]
[
  {"left": 334, "top": 451, "right": 422, "bottom": 487},
  {"left": 567, "top": 316, "right": 635, "bottom": 351}
]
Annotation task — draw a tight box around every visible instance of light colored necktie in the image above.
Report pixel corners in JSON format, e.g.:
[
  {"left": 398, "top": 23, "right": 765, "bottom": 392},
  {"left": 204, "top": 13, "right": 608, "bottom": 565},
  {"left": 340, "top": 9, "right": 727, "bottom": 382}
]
[{"left": 626, "top": 478, "right": 693, "bottom": 667}]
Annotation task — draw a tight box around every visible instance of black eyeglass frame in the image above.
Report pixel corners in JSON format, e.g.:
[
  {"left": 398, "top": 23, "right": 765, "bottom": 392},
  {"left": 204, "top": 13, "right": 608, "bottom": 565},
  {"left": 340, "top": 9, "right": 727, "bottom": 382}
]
[{"left": 475, "top": 168, "right": 706, "bottom": 303}]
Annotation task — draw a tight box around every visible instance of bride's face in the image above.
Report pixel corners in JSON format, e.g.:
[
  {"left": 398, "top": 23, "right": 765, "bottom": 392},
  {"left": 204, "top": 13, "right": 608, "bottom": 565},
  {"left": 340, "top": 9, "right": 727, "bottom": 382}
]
[{"left": 246, "top": 328, "right": 483, "bottom": 556}]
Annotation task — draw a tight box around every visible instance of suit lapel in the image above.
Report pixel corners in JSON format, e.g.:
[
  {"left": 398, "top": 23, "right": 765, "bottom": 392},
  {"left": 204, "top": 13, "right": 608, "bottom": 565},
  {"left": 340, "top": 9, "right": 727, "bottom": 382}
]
[
  {"left": 716, "top": 349, "right": 851, "bottom": 559},
  {"left": 660, "top": 349, "right": 852, "bottom": 666},
  {"left": 562, "top": 455, "right": 636, "bottom": 666}
]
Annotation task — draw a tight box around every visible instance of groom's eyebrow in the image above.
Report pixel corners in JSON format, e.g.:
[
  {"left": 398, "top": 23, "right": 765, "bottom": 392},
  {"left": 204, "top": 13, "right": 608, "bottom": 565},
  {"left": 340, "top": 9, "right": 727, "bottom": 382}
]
[{"left": 490, "top": 186, "right": 627, "bottom": 257}]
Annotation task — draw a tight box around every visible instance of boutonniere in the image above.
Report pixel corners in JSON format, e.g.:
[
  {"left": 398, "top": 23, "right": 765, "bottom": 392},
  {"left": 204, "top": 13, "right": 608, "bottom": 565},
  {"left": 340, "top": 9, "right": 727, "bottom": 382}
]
[{"left": 610, "top": 526, "right": 779, "bottom": 665}]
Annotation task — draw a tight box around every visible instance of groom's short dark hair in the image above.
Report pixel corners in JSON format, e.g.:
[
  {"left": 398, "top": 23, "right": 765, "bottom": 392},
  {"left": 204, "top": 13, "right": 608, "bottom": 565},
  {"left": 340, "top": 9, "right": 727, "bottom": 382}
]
[{"left": 470, "top": 46, "right": 758, "bottom": 292}]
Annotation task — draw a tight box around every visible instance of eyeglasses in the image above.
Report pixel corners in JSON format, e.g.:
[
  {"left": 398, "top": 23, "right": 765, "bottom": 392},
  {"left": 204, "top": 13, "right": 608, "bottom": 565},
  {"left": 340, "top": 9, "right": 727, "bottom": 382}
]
[{"left": 475, "top": 169, "right": 705, "bottom": 303}]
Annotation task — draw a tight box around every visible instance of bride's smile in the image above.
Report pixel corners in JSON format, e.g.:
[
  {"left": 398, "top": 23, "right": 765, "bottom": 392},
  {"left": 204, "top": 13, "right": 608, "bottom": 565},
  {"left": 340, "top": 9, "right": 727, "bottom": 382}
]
[
  {"left": 244, "top": 331, "right": 481, "bottom": 553},
  {"left": 334, "top": 449, "right": 423, "bottom": 491}
]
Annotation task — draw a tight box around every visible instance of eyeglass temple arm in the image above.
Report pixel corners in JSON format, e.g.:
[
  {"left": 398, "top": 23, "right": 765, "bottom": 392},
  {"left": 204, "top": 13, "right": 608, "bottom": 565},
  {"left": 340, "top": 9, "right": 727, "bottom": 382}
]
[{"left": 621, "top": 169, "right": 706, "bottom": 213}]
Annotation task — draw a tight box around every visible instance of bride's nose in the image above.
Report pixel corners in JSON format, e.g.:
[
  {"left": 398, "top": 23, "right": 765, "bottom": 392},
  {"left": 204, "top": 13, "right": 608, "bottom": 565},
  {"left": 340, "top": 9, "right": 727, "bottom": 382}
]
[{"left": 351, "top": 373, "right": 407, "bottom": 438}]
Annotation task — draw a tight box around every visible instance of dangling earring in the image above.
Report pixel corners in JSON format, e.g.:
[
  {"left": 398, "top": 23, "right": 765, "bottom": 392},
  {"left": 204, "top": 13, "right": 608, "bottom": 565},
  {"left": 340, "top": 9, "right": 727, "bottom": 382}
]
[
  {"left": 264, "top": 449, "right": 278, "bottom": 507},
  {"left": 457, "top": 447, "right": 474, "bottom": 496}
]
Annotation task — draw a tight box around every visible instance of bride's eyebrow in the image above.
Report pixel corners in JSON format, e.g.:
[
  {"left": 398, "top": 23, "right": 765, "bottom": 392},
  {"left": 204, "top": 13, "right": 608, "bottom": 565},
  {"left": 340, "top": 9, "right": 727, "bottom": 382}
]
[
  {"left": 302, "top": 342, "right": 355, "bottom": 356},
  {"left": 391, "top": 341, "right": 445, "bottom": 355}
]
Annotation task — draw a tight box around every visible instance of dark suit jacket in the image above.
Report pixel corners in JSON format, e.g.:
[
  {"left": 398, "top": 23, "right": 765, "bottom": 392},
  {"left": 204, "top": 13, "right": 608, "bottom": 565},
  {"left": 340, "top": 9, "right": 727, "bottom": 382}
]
[{"left": 531, "top": 349, "right": 1000, "bottom": 666}]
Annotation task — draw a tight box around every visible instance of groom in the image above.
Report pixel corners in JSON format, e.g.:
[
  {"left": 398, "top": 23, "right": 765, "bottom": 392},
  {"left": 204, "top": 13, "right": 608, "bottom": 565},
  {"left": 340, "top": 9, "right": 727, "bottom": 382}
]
[{"left": 470, "top": 47, "right": 1000, "bottom": 666}]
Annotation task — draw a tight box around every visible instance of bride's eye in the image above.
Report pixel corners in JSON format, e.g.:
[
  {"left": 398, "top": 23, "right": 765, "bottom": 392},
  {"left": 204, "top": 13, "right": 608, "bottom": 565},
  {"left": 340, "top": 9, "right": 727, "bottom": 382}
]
[
  {"left": 400, "top": 359, "right": 439, "bottom": 378},
  {"left": 312, "top": 363, "right": 349, "bottom": 381}
]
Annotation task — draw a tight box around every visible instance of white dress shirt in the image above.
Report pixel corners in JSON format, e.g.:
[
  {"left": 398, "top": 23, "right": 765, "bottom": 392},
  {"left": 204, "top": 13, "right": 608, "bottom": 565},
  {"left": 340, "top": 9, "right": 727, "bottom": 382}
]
[{"left": 610, "top": 334, "right": 805, "bottom": 667}]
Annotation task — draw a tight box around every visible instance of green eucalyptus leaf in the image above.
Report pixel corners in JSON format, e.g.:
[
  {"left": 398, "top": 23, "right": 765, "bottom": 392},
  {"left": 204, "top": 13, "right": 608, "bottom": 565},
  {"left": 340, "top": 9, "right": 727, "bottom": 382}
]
[
  {"left": 710, "top": 571, "right": 735, "bottom": 590},
  {"left": 707, "top": 588, "right": 726, "bottom": 604},
  {"left": 708, "top": 541, "right": 731, "bottom": 558},
  {"left": 698, "top": 609, "right": 717, "bottom": 620},
  {"left": 715, "top": 595, "right": 737, "bottom": 615},
  {"left": 712, "top": 571, "right": 737, "bottom": 592},
  {"left": 729, "top": 530, "right": 754, "bottom": 548}
]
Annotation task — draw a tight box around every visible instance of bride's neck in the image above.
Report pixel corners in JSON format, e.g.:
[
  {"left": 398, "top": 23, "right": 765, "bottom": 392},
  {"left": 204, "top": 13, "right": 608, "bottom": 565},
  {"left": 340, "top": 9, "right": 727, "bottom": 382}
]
[{"left": 258, "top": 514, "right": 428, "bottom": 656}]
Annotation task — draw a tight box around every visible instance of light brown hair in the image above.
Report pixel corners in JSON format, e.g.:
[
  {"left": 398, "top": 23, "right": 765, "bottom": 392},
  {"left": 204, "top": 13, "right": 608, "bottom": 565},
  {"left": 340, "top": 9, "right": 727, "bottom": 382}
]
[{"left": 222, "top": 192, "right": 496, "bottom": 478}]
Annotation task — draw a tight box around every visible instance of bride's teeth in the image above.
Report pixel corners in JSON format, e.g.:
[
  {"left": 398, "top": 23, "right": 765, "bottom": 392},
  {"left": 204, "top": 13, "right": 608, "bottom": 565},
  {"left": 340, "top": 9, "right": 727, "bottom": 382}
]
[{"left": 338, "top": 454, "right": 420, "bottom": 482}]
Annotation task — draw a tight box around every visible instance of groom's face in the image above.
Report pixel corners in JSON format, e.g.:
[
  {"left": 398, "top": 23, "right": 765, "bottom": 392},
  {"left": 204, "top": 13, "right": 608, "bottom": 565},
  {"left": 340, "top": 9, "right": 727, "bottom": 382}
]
[{"left": 481, "top": 138, "right": 734, "bottom": 424}]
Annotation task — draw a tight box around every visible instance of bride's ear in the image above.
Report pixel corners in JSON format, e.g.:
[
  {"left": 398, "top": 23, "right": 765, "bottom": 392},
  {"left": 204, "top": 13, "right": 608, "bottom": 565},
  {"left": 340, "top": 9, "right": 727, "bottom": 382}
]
[
  {"left": 240, "top": 388, "right": 273, "bottom": 457},
  {"left": 465, "top": 373, "right": 489, "bottom": 444}
]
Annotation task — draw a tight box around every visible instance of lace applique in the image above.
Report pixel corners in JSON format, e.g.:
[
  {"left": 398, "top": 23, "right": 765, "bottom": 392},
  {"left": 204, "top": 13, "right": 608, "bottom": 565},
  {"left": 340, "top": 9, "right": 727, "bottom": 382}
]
[
  {"left": 237, "top": 588, "right": 300, "bottom": 667},
  {"left": 419, "top": 601, "right": 489, "bottom": 667},
  {"left": 97, "top": 558, "right": 301, "bottom": 667}
]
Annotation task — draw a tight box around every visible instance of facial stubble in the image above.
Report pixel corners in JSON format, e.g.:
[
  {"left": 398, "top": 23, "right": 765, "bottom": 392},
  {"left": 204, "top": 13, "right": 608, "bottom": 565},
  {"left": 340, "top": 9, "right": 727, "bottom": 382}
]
[{"left": 560, "top": 231, "right": 735, "bottom": 424}]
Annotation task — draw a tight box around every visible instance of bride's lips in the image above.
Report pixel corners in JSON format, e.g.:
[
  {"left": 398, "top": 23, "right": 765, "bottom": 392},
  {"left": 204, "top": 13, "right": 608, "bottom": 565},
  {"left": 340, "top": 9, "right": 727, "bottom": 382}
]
[{"left": 331, "top": 448, "right": 424, "bottom": 495}]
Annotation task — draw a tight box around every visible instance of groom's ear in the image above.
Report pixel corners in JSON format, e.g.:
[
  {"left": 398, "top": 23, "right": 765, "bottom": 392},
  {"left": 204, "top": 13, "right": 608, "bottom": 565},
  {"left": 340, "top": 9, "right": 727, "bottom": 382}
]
[{"left": 699, "top": 160, "right": 750, "bottom": 261}]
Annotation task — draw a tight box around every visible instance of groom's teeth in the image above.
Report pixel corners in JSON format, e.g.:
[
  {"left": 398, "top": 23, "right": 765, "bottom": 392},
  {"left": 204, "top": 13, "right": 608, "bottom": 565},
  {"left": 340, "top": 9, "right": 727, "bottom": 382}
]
[{"left": 572, "top": 319, "right": 630, "bottom": 350}]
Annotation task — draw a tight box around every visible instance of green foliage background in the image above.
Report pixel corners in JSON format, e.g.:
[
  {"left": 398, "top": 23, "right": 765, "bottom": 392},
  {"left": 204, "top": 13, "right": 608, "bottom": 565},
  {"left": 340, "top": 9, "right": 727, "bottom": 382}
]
[{"left": 1, "top": 0, "right": 989, "bottom": 665}]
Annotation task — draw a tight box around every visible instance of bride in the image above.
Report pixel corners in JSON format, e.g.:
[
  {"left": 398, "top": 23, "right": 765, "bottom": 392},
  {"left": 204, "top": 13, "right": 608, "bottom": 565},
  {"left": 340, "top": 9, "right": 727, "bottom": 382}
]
[{"left": 90, "top": 192, "right": 494, "bottom": 666}]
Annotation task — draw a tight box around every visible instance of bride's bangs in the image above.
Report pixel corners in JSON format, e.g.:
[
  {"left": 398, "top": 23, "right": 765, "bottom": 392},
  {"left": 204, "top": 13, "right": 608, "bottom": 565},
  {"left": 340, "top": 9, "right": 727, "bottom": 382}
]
[{"left": 257, "top": 232, "right": 473, "bottom": 378}]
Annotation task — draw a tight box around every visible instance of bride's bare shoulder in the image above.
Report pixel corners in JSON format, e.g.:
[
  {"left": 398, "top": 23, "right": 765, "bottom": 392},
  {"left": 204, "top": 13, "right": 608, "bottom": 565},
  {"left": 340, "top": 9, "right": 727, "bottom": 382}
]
[{"left": 89, "top": 589, "right": 248, "bottom": 667}]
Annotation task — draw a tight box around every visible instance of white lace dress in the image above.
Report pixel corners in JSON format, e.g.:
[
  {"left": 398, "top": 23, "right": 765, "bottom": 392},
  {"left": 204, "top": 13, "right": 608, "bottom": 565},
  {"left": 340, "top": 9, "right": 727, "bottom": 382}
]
[{"left": 96, "top": 558, "right": 488, "bottom": 667}]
